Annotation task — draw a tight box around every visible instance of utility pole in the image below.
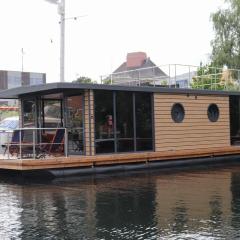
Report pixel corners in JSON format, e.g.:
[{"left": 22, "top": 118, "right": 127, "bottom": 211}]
[
  {"left": 21, "top": 48, "right": 24, "bottom": 72},
  {"left": 45, "top": 0, "right": 65, "bottom": 82},
  {"left": 59, "top": 0, "right": 65, "bottom": 82},
  {"left": 45, "top": 0, "right": 86, "bottom": 82}
]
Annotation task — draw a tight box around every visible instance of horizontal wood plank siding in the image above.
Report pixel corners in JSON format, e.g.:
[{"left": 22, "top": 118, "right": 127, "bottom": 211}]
[{"left": 154, "top": 93, "right": 230, "bottom": 151}]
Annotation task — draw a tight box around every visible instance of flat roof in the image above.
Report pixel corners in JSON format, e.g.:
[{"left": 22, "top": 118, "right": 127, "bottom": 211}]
[{"left": 0, "top": 82, "right": 239, "bottom": 99}]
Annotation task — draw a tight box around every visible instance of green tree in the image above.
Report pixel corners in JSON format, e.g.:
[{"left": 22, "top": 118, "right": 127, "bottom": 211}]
[
  {"left": 73, "top": 76, "right": 97, "bottom": 84},
  {"left": 211, "top": 0, "right": 240, "bottom": 68}
]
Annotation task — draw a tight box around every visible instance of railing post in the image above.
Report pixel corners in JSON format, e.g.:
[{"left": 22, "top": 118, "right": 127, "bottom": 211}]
[
  {"left": 19, "top": 130, "right": 22, "bottom": 159},
  {"left": 174, "top": 64, "right": 177, "bottom": 88},
  {"left": 215, "top": 68, "right": 217, "bottom": 90},
  {"left": 168, "top": 64, "right": 171, "bottom": 87},
  {"left": 33, "top": 129, "right": 36, "bottom": 159},
  {"left": 138, "top": 70, "right": 140, "bottom": 86},
  {"left": 110, "top": 74, "right": 113, "bottom": 85},
  {"left": 210, "top": 72, "right": 213, "bottom": 90},
  {"left": 65, "top": 128, "right": 68, "bottom": 157},
  {"left": 188, "top": 66, "right": 190, "bottom": 89},
  {"left": 7, "top": 132, "right": 10, "bottom": 160}
]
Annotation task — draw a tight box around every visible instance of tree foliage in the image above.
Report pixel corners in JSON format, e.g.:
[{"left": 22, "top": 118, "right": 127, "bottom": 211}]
[
  {"left": 192, "top": 0, "right": 240, "bottom": 90},
  {"left": 191, "top": 63, "right": 223, "bottom": 90},
  {"left": 191, "top": 63, "right": 238, "bottom": 90},
  {"left": 211, "top": 0, "right": 240, "bottom": 68},
  {"left": 73, "top": 76, "right": 97, "bottom": 84}
]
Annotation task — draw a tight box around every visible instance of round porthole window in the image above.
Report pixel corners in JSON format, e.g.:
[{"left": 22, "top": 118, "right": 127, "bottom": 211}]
[
  {"left": 208, "top": 104, "right": 219, "bottom": 122},
  {"left": 171, "top": 103, "right": 185, "bottom": 123}
]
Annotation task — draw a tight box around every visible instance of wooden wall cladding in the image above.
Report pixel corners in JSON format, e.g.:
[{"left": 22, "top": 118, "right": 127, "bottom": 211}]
[{"left": 154, "top": 94, "right": 230, "bottom": 151}]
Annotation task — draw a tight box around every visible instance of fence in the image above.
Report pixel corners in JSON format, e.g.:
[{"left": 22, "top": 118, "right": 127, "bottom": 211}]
[
  {"left": 100, "top": 64, "right": 240, "bottom": 91},
  {"left": 0, "top": 127, "right": 68, "bottom": 160}
]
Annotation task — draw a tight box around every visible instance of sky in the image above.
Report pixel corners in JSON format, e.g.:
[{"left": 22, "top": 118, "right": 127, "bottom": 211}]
[{"left": 0, "top": 0, "right": 224, "bottom": 83}]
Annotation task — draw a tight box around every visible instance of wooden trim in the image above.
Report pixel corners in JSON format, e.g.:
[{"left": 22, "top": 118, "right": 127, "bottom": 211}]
[{"left": 0, "top": 146, "right": 240, "bottom": 170}]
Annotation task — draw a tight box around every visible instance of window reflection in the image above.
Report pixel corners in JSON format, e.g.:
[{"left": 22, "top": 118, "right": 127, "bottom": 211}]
[
  {"left": 7, "top": 71, "right": 21, "bottom": 89},
  {"left": 135, "top": 92, "right": 153, "bottom": 151},
  {"left": 95, "top": 91, "right": 114, "bottom": 154},
  {"left": 94, "top": 90, "right": 153, "bottom": 154},
  {"left": 43, "top": 100, "right": 62, "bottom": 128},
  {"left": 23, "top": 99, "right": 36, "bottom": 127},
  {"left": 66, "top": 95, "right": 84, "bottom": 154},
  {"left": 116, "top": 92, "right": 134, "bottom": 152}
]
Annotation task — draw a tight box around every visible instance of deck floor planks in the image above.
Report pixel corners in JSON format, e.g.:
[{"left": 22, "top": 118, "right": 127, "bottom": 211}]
[{"left": 0, "top": 146, "right": 240, "bottom": 171}]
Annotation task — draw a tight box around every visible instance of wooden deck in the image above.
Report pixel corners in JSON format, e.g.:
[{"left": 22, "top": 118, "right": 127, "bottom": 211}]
[{"left": 1, "top": 146, "right": 240, "bottom": 171}]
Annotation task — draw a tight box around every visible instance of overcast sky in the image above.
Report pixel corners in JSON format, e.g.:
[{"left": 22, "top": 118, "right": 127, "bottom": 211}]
[{"left": 0, "top": 0, "right": 223, "bottom": 83}]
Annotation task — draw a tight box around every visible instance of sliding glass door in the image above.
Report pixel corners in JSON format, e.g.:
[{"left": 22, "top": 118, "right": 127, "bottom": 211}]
[
  {"left": 116, "top": 92, "right": 134, "bottom": 152},
  {"left": 65, "top": 95, "right": 84, "bottom": 155},
  {"left": 94, "top": 90, "right": 153, "bottom": 154},
  {"left": 95, "top": 91, "right": 115, "bottom": 154}
]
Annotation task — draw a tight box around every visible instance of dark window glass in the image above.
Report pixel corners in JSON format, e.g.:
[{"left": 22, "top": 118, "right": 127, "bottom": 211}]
[
  {"left": 23, "top": 99, "right": 36, "bottom": 127},
  {"left": 230, "top": 96, "right": 240, "bottom": 144},
  {"left": 135, "top": 93, "right": 153, "bottom": 151},
  {"left": 94, "top": 90, "right": 153, "bottom": 154},
  {"left": 95, "top": 91, "right": 114, "bottom": 154},
  {"left": 208, "top": 104, "right": 219, "bottom": 122},
  {"left": 171, "top": 103, "right": 185, "bottom": 123},
  {"left": 116, "top": 92, "right": 134, "bottom": 152}
]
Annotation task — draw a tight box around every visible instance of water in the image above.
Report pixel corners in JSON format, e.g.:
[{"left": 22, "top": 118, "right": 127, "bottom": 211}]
[{"left": 1, "top": 162, "right": 240, "bottom": 239}]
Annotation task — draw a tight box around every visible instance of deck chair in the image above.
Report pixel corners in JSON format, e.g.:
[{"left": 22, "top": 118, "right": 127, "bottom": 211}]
[
  {"left": 38, "top": 128, "right": 65, "bottom": 158},
  {"left": 3, "top": 130, "right": 24, "bottom": 156}
]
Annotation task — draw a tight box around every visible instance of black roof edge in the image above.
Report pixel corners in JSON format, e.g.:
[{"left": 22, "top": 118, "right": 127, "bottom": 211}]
[{"left": 0, "top": 82, "right": 240, "bottom": 99}]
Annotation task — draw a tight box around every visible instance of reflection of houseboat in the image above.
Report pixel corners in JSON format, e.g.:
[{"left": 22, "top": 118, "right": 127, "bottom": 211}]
[{"left": 1, "top": 65, "right": 240, "bottom": 177}]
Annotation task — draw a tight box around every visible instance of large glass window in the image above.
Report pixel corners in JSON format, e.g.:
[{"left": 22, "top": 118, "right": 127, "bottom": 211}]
[
  {"left": 8, "top": 71, "right": 21, "bottom": 89},
  {"left": 135, "top": 93, "right": 153, "bottom": 151},
  {"left": 66, "top": 95, "right": 84, "bottom": 154},
  {"left": 22, "top": 99, "right": 36, "bottom": 127},
  {"left": 30, "top": 73, "right": 45, "bottom": 85},
  {"left": 116, "top": 92, "right": 134, "bottom": 152},
  {"left": 42, "top": 100, "right": 63, "bottom": 128},
  {"left": 94, "top": 90, "right": 153, "bottom": 154},
  {"left": 95, "top": 91, "right": 114, "bottom": 154}
]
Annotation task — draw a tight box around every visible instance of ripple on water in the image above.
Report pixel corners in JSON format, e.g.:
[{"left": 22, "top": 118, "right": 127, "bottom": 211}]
[{"left": 1, "top": 163, "right": 240, "bottom": 239}]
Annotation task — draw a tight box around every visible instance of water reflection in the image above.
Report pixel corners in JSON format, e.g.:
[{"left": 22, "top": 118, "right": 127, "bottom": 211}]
[{"left": 1, "top": 163, "right": 240, "bottom": 239}]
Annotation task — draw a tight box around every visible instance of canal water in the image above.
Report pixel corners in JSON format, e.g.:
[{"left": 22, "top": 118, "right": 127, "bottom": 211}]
[{"left": 1, "top": 162, "right": 240, "bottom": 239}]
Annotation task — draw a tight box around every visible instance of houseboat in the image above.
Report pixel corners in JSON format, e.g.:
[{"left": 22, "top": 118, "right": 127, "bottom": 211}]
[{"left": 0, "top": 64, "right": 240, "bottom": 178}]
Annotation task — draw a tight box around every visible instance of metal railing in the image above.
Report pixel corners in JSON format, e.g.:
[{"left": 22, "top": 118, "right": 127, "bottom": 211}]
[
  {"left": 0, "top": 127, "right": 68, "bottom": 160},
  {"left": 100, "top": 64, "right": 240, "bottom": 91}
]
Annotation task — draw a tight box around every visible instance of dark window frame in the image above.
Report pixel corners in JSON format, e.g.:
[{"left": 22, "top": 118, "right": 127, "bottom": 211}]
[
  {"left": 171, "top": 103, "right": 185, "bottom": 123},
  {"left": 64, "top": 93, "right": 85, "bottom": 155},
  {"left": 207, "top": 103, "right": 220, "bottom": 122},
  {"left": 22, "top": 97, "right": 38, "bottom": 128},
  {"left": 94, "top": 90, "right": 154, "bottom": 154},
  {"left": 94, "top": 90, "right": 115, "bottom": 154}
]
